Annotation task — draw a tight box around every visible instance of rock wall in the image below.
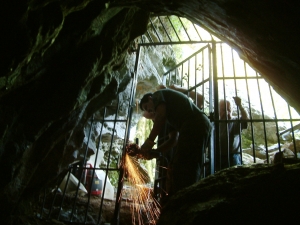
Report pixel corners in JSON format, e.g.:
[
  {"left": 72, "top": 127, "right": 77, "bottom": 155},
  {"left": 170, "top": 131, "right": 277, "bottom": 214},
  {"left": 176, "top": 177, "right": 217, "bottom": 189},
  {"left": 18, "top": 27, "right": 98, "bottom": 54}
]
[{"left": 0, "top": 2, "right": 149, "bottom": 220}]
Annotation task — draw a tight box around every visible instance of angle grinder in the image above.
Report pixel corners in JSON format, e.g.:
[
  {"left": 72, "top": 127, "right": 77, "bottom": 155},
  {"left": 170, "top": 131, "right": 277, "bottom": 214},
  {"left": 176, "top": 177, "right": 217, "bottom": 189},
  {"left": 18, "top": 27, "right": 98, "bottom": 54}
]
[{"left": 125, "top": 142, "right": 161, "bottom": 159}]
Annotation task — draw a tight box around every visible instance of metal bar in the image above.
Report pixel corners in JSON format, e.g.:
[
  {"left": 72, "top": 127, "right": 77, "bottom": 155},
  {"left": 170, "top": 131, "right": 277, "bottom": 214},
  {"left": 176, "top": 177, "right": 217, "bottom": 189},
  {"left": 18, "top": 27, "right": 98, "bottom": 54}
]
[
  {"left": 231, "top": 49, "right": 244, "bottom": 163},
  {"left": 158, "top": 16, "right": 172, "bottom": 42},
  {"left": 192, "top": 23, "right": 203, "bottom": 41},
  {"left": 84, "top": 110, "right": 105, "bottom": 224},
  {"left": 57, "top": 167, "right": 72, "bottom": 220},
  {"left": 183, "top": 78, "right": 209, "bottom": 93},
  {"left": 178, "top": 17, "right": 191, "bottom": 41},
  {"left": 166, "top": 16, "right": 181, "bottom": 41},
  {"left": 112, "top": 44, "right": 141, "bottom": 225},
  {"left": 138, "top": 41, "right": 223, "bottom": 46},
  {"left": 48, "top": 172, "right": 67, "bottom": 219},
  {"left": 187, "top": 58, "right": 190, "bottom": 88},
  {"left": 279, "top": 123, "right": 300, "bottom": 136},
  {"left": 149, "top": 17, "right": 162, "bottom": 42},
  {"left": 218, "top": 76, "right": 264, "bottom": 80},
  {"left": 102, "top": 96, "right": 121, "bottom": 225},
  {"left": 110, "top": 101, "right": 134, "bottom": 225},
  {"left": 70, "top": 114, "right": 94, "bottom": 221},
  {"left": 219, "top": 43, "right": 230, "bottom": 169},
  {"left": 219, "top": 118, "right": 300, "bottom": 123},
  {"left": 209, "top": 44, "right": 215, "bottom": 175},
  {"left": 232, "top": 48, "right": 238, "bottom": 116},
  {"left": 269, "top": 85, "right": 281, "bottom": 153},
  {"left": 139, "top": 35, "right": 144, "bottom": 44},
  {"left": 193, "top": 53, "right": 197, "bottom": 106},
  {"left": 67, "top": 166, "right": 127, "bottom": 171},
  {"left": 93, "top": 119, "right": 127, "bottom": 123},
  {"left": 145, "top": 31, "right": 154, "bottom": 43},
  {"left": 163, "top": 45, "right": 210, "bottom": 76},
  {"left": 180, "top": 64, "right": 184, "bottom": 87},
  {"left": 212, "top": 41, "right": 219, "bottom": 172},
  {"left": 201, "top": 49, "right": 205, "bottom": 108},
  {"left": 287, "top": 105, "right": 298, "bottom": 158},
  {"left": 167, "top": 71, "right": 171, "bottom": 86},
  {"left": 244, "top": 61, "right": 256, "bottom": 163},
  {"left": 256, "top": 74, "right": 269, "bottom": 163}
]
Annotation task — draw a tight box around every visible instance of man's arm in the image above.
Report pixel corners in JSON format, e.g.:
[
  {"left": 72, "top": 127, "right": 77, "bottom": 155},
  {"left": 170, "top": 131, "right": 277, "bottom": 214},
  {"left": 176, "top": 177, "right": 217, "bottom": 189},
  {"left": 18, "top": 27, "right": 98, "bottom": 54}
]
[
  {"left": 239, "top": 105, "right": 249, "bottom": 120},
  {"left": 148, "top": 103, "right": 167, "bottom": 141},
  {"left": 142, "top": 130, "right": 178, "bottom": 160},
  {"left": 156, "top": 130, "right": 179, "bottom": 153},
  {"left": 233, "top": 96, "right": 249, "bottom": 120},
  {"left": 141, "top": 103, "right": 167, "bottom": 152}
]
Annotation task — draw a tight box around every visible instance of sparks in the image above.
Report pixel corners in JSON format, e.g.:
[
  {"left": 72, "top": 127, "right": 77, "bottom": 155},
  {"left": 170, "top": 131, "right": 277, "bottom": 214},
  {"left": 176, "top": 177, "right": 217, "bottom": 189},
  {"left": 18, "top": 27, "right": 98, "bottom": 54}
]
[{"left": 123, "top": 149, "right": 161, "bottom": 225}]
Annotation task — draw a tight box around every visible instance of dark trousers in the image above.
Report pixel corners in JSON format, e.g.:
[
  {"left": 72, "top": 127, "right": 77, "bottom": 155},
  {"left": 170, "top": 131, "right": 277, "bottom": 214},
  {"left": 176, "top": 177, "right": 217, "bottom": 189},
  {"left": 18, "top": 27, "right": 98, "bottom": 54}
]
[{"left": 168, "top": 118, "right": 211, "bottom": 196}]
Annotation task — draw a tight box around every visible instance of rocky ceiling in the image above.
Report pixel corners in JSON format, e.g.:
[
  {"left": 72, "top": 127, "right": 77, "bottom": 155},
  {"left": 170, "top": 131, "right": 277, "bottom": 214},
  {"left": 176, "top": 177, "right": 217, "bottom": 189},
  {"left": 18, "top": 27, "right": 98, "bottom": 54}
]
[{"left": 1, "top": 0, "right": 300, "bottom": 223}]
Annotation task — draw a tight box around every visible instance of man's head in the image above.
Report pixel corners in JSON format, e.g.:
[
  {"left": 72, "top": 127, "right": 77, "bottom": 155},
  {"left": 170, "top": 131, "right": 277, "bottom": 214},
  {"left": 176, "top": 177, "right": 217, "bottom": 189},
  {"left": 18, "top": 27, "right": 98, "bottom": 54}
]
[
  {"left": 143, "top": 111, "right": 155, "bottom": 120},
  {"left": 139, "top": 93, "right": 154, "bottom": 114},
  {"left": 219, "top": 99, "right": 232, "bottom": 119}
]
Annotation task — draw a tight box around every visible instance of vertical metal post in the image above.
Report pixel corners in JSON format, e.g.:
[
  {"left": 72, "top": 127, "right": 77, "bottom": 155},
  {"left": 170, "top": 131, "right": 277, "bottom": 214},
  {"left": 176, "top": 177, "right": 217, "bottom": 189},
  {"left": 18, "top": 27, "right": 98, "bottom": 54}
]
[
  {"left": 256, "top": 74, "right": 269, "bottom": 163},
  {"left": 240, "top": 62, "right": 255, "bottom": 164},
  {"left": 112, "top": 44, "right": 141, "bottom": 225},
  {"left": 244, "top": 62, "right": 255, "bottom": 163},
  {"left": 212, "top": 41, "right": 218, "bottom": 173},
  {"left": 287, "top": 105, "right": 297, "bottom": 158},
  {"left": 269, "top": 85, "right": 281, "bottom": 152},
  {"left": 89, "top": 108, "right": 105, "bottom": 224},
  {"left": 70, "top": 114, "right": 94, "bottom": 221}
]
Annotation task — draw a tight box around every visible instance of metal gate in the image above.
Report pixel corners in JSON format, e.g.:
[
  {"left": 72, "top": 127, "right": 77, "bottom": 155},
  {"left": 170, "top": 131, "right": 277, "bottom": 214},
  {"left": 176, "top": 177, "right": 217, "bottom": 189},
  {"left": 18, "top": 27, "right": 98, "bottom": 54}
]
[{"left": 37, "top": 15, "right": 300, "bottom": 225}]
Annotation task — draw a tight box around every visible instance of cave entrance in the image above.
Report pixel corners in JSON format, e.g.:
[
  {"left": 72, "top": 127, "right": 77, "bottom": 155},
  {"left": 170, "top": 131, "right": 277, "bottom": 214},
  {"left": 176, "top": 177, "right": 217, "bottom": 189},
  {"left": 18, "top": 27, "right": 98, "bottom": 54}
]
[{"left": 37, "top": 15, "right": 300, "bottom": 225}]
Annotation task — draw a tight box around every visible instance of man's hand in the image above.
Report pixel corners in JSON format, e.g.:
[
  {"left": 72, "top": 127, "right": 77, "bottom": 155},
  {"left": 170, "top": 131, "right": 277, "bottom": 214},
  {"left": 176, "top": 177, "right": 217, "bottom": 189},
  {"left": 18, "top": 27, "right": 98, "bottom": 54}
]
[
  {"left": 233, "top": 96, "right": 249, "bottom": 120},
  {"left": 141, "top": 150, "right": 155, "bottom": 160},
  {"left": 138, "top": 149, "right": 161, "bottom": 160},
  {"left": 233, "top": 96, "right": 242, "bottom": 107},
  {"left": 141, "top": 138, "right": 156, "bottom": 152}
]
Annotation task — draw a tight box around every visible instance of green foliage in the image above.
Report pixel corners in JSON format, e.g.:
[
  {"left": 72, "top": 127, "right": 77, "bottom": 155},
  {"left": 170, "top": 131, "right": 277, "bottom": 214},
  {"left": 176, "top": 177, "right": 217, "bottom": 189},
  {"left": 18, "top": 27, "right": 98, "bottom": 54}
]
[
  {"left": 162, "top": 56, "right": 176, "bottom": 69},
  {"left": 163, "top": 15, "right": 184, "bottom": 41},
  {"left": 108, "top": 162, "right": 119, "bottom": 187},
  {"left": 241, "top": 133, "right": 253, "bottom": 149},
  {"left": 134, "top": 117, "right": 156, "bottom": 184},
  {"left": 135, "top": 117, "right": 153, "bottom": 144}
]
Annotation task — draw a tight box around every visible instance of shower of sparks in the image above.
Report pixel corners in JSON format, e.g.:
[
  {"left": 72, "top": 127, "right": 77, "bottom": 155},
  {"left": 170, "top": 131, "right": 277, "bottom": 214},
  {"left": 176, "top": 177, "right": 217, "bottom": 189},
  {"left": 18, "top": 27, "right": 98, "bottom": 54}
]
[{"left": 124, "top": 154, "right": 161, "bottom": 225}]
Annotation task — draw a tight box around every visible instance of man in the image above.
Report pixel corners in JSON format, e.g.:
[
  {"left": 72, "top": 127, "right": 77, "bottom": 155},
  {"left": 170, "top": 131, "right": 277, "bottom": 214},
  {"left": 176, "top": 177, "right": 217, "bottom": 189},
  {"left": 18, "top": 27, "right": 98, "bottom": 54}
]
[
  {"left": 218, "top": 97, "right": 249, "bottom": 169},
  {"left": 139, "top": 89, "right": 211, "bottom": 196}
]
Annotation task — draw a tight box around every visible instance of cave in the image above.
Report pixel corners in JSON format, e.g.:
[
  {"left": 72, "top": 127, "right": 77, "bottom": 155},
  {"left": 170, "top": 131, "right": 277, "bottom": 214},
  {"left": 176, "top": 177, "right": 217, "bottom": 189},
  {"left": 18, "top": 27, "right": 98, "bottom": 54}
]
[{"left": 1, "top": 0, "right": 300, "bottom": 224}]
